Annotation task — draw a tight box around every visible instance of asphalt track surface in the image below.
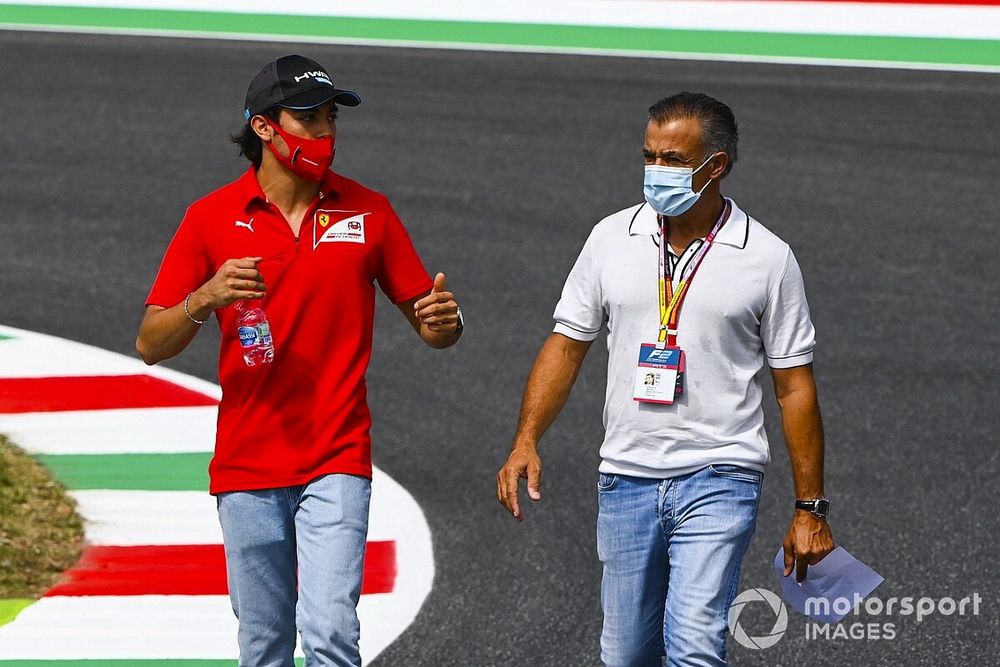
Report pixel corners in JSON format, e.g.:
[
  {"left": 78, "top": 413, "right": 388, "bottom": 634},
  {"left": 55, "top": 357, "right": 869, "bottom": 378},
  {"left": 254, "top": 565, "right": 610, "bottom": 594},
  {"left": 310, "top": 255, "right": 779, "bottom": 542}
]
[{"left": 2, "top": 30, "right": 999, "bottom": 666}]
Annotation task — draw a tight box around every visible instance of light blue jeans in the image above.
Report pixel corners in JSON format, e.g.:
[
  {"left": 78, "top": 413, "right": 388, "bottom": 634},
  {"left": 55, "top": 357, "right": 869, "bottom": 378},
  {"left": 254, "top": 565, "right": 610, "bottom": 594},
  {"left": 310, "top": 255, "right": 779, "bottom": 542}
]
[
  {"left": 216, "top": 473, "right": 372, "bottom": 667},
  {"left": 597, "top": 465, "right": 763, "bottom": 667}
]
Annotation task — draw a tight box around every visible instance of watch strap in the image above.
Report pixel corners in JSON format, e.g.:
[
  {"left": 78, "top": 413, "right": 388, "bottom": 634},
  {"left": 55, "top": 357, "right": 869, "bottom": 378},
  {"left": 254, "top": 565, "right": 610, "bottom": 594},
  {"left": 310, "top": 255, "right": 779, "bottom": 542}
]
[{"left": 795, "top": 498, "right": 830, "bottom": 517}]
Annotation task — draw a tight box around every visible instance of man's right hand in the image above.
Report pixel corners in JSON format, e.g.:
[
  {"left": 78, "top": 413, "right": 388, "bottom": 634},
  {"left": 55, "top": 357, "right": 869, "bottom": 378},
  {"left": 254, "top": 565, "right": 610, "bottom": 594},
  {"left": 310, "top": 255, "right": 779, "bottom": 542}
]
[
  {"left": 497, "top": 444, "right": 542, "bottom": 522},
  {"left": 194, "top": 257, "right": 266, "bottom": 312},
  {"left": 495, "top": 334, "right": 591, "bottom": 523}
]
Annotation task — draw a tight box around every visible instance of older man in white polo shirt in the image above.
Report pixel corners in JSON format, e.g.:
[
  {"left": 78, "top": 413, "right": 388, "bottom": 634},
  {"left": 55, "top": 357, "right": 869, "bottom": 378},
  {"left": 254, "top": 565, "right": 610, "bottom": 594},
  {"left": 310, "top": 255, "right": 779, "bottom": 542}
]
[{"left": 498, "top": 92, "right": 835, "bottom": 666}]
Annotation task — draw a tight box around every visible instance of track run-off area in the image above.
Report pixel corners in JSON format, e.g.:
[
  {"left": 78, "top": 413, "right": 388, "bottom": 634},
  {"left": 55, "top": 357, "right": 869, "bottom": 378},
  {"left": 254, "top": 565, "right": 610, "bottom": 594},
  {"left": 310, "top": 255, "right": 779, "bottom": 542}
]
[{"left": 0, "top": 325, "right": 433, "bottom": 663}]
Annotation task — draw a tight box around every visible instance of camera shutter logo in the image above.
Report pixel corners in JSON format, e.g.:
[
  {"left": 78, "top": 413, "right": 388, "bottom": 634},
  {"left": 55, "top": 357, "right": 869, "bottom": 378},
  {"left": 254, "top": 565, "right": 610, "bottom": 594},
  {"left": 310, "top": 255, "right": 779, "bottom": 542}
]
[{"left": 728, "top": 588, "right": 788, "bottom": 649}]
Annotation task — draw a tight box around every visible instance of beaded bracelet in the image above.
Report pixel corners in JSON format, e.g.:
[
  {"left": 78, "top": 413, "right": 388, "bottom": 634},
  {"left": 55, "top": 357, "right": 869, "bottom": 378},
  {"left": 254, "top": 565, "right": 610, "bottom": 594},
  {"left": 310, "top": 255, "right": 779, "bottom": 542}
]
[{"left": 184, "top": 292, "right": 206, "bottom": 325}]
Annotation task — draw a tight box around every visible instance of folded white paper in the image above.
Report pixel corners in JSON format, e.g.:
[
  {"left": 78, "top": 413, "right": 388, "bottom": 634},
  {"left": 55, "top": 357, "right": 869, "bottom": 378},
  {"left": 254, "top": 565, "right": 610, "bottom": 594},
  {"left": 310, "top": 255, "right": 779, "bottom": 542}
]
[{"left": 773, "top": 546, "right": 884, "bottom": 623}]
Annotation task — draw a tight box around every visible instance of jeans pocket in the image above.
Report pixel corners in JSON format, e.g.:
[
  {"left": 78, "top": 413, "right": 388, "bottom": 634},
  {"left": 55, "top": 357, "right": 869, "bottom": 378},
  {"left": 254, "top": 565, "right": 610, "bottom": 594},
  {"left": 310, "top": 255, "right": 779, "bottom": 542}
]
[
  {"left": 597, "top": 473, "right": 618, "bottom": 492},
  {"left": 709, "top": 464, "right": 762, "bottom": 484}
]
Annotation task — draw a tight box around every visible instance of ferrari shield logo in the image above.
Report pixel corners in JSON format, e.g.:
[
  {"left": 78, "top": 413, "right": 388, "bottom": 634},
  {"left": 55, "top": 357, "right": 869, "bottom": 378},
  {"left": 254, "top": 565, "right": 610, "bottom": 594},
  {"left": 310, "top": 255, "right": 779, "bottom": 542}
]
[{"left": 318, "top": 213, "right": 331, "bottom": 228}]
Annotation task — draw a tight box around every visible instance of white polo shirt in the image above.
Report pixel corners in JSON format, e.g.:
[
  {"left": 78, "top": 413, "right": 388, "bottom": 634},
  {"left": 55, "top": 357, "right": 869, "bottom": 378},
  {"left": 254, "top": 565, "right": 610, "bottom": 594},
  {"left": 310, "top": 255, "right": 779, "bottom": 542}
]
[{"left": 553, "top": 198, "right": 815, "bottom": 479}]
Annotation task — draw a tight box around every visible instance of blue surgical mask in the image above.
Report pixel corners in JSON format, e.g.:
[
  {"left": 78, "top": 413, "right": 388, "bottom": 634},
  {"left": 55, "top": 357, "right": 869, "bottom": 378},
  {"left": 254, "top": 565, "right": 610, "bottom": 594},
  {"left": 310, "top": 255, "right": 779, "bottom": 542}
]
[{"left": 643, "top": 154, "right": 717, "bottom": 217}]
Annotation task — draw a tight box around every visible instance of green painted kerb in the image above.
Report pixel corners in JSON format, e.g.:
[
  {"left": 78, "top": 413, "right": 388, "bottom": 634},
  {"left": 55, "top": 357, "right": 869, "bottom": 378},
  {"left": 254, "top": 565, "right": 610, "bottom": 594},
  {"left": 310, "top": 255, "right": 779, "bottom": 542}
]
[
  {"left": 0, "top": 4, "right": 998, "bottom": 67},
  {"left": 0, "top": 599, "right": 33, "bottom": 627},
  {"left": 35, "top": 452, "right": 211, "bottom": 490}
]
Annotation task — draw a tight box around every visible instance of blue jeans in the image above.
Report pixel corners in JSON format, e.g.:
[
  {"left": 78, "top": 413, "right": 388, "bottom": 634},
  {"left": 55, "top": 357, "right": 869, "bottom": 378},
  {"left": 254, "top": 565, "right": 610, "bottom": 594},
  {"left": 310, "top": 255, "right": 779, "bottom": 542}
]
[
  {"left": 216, "top": 473, "right": 372, "bottom": 667},
  {"left": 597, "top": 465, "right": 763, "bottom": 667}
]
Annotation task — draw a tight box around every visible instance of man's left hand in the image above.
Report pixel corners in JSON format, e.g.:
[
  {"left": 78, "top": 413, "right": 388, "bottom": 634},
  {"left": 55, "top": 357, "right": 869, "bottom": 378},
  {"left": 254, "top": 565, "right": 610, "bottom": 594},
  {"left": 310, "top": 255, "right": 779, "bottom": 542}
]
[
  {"left": 782, "top": 511, "right": 835, "bottom": 582},
  {"left": 414, "top": 272, "right": 461, "bottom": 335}
]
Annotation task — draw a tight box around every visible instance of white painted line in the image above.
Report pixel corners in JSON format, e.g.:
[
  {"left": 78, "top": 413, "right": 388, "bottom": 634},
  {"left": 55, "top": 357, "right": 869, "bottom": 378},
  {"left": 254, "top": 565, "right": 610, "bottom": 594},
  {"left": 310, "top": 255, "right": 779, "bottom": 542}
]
[
  {"left": 0, "top": 596, "right": 240, "bottom": 659},
  {"left": 359, "top": 591, "right": 432, "bottom": 664},
  {"left": 0, "top": 406, "right": 217, "bottom": 455},
  {"left": 0, "top": 593, "right": 424, "bottom": 661},
  {"left": 68, "top": 470, "right": 429, "bottom": 545},
  {"left": 70, "top": 490, "right": 223, "bottom": 545},
  {"left": 3, "top": 0, "right": 999, "bottom": 39},
  {"left": 365, "top": 467, "right": 436, "bottom": 648},
  {"left": 0, "top": 324, "right": 221, "bottom": 399},
  {"left": 0, "top": 331, "right": 143, "bottom": 378}
]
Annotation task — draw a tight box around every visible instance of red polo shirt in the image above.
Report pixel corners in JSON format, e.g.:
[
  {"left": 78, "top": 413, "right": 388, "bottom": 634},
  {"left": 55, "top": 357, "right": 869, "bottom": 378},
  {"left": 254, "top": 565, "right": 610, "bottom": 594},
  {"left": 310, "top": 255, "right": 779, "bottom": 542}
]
[{"left": 147, "top": 167, "right": 433, "bottom": 494}]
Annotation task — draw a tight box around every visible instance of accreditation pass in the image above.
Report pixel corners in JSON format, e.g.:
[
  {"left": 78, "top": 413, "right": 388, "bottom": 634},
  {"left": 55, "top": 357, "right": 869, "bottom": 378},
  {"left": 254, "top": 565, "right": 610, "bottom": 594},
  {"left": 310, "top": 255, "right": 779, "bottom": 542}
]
[{"left": 633, "top": 344, "right": 685, "bottom": 405}]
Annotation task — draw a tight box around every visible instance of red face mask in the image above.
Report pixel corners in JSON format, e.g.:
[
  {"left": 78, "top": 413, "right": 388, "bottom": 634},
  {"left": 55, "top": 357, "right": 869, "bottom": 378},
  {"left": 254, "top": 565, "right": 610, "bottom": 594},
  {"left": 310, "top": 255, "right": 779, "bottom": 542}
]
[{"left": 264, "top": 118, "right": 335, "bottom": 182}]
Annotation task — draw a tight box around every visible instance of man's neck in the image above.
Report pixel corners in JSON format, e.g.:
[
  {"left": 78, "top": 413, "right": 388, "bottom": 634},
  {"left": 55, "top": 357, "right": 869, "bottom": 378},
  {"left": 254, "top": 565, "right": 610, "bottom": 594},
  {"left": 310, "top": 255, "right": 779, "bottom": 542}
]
[
  {"left": 665, "top": 192, "right": 726, "bottom": 254},
  {"left": 255, "top": 157, "right": 323, "bottom": 237},
  {"left": 256, "top": 159, "right": 321, "bottom": 210}
]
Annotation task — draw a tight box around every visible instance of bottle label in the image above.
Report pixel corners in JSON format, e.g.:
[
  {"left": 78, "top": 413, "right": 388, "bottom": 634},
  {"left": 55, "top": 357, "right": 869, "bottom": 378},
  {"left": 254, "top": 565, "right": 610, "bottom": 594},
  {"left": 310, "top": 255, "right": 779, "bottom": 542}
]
[
  {"left": 257, "top": 322, "right": 273, "bottom": 345},
  {"left": 238, "top": 326, "right": 259, "bottom": 348}
]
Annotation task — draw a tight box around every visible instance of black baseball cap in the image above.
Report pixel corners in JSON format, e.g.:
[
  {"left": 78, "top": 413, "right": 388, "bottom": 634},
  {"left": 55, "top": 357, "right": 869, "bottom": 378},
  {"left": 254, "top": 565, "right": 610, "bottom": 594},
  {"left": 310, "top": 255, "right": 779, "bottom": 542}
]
[{"left": 243, "top": 54, "right": 361, "bottom": 121}]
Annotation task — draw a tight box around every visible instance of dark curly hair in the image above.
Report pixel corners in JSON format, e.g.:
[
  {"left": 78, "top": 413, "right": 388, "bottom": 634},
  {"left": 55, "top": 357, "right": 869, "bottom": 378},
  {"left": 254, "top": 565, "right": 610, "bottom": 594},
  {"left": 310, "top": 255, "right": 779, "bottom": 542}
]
[{"left": 231, "top": 107, "right": 282, "bottom": 168}]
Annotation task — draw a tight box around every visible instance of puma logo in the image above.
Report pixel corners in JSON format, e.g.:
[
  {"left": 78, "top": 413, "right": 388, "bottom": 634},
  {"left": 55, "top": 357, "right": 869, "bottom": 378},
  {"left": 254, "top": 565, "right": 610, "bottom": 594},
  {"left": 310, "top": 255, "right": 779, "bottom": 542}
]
[{"left": 234, "top": 218, "right": 255, "bottom": 233}]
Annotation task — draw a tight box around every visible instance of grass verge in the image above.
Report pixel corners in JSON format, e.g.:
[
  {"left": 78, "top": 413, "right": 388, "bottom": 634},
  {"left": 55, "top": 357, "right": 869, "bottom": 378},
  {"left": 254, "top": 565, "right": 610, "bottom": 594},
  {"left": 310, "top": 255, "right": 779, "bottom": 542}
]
[{"left": 0, "top": 434, "right": 84, "bottom": 599}]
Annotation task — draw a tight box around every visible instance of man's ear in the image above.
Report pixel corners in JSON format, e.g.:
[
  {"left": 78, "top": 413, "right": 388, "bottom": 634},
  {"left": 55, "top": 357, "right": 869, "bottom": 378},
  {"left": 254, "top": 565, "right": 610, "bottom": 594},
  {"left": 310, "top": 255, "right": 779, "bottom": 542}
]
[
  {"left": 249, "top": 115, "right": 273, "bottom": 143},
  {"left": 709, "top": 152, "right": 729, "bottom": 180}
]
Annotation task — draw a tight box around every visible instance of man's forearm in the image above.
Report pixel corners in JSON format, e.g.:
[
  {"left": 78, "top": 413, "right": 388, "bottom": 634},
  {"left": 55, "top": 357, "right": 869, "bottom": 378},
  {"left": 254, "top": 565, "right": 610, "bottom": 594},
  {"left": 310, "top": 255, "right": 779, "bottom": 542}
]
[
  {"left": 774, "top": 368, "right": 826, "bottom": 498},
  {"left": 512, "top": 333, "right": 592, "bottom": 449},
  {"left": 773, "top": 364, "right": 835, "bottom": 579},
  {"left": 136, "top": 293, "right": 211, "bottom": 365},
  {"left": 782, "top": 395, "right": 825, "bottom": 498}
]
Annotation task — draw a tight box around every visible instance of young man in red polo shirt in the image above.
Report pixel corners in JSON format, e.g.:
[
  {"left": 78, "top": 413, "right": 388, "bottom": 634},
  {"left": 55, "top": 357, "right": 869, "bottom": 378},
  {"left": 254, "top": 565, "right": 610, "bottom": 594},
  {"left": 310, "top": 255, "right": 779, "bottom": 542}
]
[{"left": 136, "top": 54, "right": 463, "bottom": 666}]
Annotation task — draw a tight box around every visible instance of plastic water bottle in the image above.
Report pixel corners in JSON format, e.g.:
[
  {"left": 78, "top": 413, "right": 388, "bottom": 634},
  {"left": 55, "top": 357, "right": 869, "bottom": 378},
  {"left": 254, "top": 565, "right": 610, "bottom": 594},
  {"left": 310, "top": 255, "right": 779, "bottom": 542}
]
[{"left": 235, "top": 301, "right": 274, "bottom": 367}]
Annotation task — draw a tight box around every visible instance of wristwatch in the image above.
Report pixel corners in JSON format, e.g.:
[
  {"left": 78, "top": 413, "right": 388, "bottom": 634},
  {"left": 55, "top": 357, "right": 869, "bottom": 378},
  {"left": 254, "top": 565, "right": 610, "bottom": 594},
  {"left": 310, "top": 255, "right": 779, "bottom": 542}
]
[
  {"left": 795, "top": 498, "right": 830, "bottom": 518},
  {"left": 454, "top": 307, "right": 464, "bottom": 336}
]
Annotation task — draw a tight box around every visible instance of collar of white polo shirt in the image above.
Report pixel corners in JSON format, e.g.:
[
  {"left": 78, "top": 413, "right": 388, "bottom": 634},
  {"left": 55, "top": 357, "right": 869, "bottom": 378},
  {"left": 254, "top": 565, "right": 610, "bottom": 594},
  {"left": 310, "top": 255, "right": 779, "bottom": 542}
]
[{"left": 628, "top": 197, "right": 749, "bottom": 250}]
